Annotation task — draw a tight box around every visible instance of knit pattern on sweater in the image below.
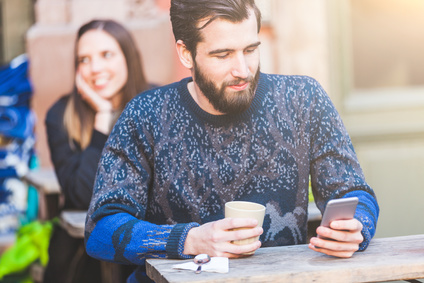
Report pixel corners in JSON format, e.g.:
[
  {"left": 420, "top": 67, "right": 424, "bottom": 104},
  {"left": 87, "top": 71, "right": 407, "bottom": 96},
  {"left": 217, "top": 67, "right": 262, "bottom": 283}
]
[{"left": 85, "top": 73, "right": 379, "bottom": 265}]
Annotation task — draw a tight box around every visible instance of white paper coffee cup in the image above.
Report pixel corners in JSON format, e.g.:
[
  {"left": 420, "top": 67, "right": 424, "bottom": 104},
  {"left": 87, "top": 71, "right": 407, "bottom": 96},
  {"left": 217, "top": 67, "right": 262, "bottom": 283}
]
[{"left": 225, "top": 201, "right": 265, "bottom": 253}]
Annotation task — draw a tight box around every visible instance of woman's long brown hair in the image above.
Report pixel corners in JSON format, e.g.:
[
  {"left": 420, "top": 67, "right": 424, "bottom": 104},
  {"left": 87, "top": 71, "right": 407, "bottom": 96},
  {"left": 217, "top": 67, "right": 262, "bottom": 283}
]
[{"left": 63, "top": 19, "right": 149, "bottom": 149}]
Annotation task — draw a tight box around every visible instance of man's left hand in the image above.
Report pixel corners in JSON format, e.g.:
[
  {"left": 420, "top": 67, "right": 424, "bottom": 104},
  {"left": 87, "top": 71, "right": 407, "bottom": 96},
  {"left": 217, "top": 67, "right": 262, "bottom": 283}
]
[{"left": 308, "top": 218, "right": 363, "bottom": 258}]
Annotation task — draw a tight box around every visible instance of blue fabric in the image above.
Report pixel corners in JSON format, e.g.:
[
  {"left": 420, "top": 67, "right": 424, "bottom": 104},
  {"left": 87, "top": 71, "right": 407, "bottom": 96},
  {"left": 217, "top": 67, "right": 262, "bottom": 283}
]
[
  {"left": 0, "top": 179, "right": 12, "bottom": 204},
  {"left": 0, "top": 107, "right": 35, "bottom": 140},
  {"left": 126, "top": 266, "right": 154, "bottom": 283},
  {"left": 0, "top": 54, "right": 35, "bottom": 235},
  {"left": 0, "top": 54, "right": 35, "bottom": 180},
  {"left": 0, "top": 135, "right": 35, "bottom": 177},
  {"left": 0, "top": 54, "right": 32, "bottom": 107},
  {"left": 342, "top": 191, "right": 379, "bottom": 251},
  {"left": 0, "top": 177, "right": 28, "bottom": 236},
  {"left": 86, "top": 73, "right": 379, "bottom": 282},
  {"left": 166, "top": 222, "right": 200, "bottom": 259}
]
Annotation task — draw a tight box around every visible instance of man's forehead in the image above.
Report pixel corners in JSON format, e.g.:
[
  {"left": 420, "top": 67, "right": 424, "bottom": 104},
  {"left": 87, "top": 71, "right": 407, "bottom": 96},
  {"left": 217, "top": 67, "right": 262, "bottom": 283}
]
[{"left": 196, "top": 12, "right": 259, "bottom": 52}]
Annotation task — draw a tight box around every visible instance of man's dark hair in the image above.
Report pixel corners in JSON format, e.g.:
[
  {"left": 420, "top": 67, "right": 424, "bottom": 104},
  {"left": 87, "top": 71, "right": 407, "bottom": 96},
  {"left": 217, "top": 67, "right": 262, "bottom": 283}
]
[{"left": 170, "top": 0, "right": 262, "bottom": 59}]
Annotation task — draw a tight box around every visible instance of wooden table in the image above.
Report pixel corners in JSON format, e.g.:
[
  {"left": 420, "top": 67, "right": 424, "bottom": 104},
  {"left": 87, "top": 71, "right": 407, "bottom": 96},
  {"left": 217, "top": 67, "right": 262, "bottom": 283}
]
[
  {"left": 146, "top": 234, "right": 424, "bottom": 283},
  {"left": 59, "top": 210, "right": 86, "bottom": 238},
  {"left": 23, "top": 169, "right": 61, "bottom": 220},
  {"left": 57, "top": 204, "right": 321, "bottom": 282},
  {"left": 23, "top": 169, "right": 60, "bottom": 195}
]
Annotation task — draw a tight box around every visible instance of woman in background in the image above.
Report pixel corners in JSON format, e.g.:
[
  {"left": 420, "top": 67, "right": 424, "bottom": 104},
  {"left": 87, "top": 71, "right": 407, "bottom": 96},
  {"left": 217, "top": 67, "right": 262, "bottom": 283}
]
[{"left": 44, "top": 19, "right": 150, "bottom": 283}]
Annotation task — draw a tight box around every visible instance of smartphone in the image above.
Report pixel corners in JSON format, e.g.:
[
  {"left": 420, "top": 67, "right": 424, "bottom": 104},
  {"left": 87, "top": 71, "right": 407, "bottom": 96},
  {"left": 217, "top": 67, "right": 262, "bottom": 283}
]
[{"left": 320, "top": 197, "right": 358, "bottom": 227}]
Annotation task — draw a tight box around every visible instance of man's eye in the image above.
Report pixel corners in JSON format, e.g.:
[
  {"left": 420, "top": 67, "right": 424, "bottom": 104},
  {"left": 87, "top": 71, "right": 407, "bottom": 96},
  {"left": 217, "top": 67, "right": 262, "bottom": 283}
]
[
  {"left": 216, "top": 53, "right": 229, "bottom": 59},
  {"left": 245, "top": 48, "right": 257, "bottom": 54}
]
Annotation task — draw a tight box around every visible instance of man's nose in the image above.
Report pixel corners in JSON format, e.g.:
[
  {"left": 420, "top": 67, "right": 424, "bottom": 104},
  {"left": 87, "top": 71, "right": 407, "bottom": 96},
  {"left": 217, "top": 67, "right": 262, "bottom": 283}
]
[{"left": 231, "top": 54, "right": 249, "bottom": 79}]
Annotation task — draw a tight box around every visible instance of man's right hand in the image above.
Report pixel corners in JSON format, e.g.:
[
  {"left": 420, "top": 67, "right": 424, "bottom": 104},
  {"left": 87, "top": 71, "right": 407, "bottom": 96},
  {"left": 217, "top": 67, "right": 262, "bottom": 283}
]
[{"left": 183, "top": 218, "right": 263, "bottom": 258}]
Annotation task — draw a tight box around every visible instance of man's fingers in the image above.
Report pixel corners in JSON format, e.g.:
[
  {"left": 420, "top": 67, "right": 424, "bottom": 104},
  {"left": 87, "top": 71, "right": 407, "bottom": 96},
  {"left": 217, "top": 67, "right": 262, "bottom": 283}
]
[
  {"left": 311, "top": 218, "right": 363, "bottom": 258},
  {"left": 227, "top": 239, "right": 262, "bottom": 256},
  {"left": 217, "top": 240, "right": 262, "bottom": 258},
  {"left": 213, "top": 218, "right": 262, "bottom": 243},
  {"left": 316, "top": 218, "right": 364, "bottom": 244},
  {"left": 184, "top": 219, "right": 263, "bottom": 257},
  {"left": 316, "top": 226, "right": 363, "bottom": 243},
  {"left": 311, "top": 236, "right": 359, "bottom": 250},
  {"left": 330, "top": 218, "right": 363, "bottom": 232},
  {"left": 216, "top": 217, "right": 258, "bottom": 230},
  {"left": 228, "top": 226, "right": 263, "bottom": 242},
  {"left": 308, "top": 243, "right": 356, "bottom": 258}
]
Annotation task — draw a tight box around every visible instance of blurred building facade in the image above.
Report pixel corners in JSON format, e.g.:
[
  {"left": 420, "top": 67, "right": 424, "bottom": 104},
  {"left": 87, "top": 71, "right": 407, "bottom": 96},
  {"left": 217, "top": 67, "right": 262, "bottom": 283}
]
[
  {"left": 2, "top": 0, "right": 423, "bottom": 238},
  {"left": 328, "top": 0, "right": 424, "bottom": 239}
]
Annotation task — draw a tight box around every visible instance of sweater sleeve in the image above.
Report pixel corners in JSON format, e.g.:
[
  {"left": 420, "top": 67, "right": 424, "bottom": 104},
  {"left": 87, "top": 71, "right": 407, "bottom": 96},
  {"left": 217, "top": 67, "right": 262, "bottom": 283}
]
[
  {"left": 85, "top": 98, "right": 200, "bottom": 264},
  {"left": 85, "top": 213, "right": 199, "bottom": 264},
  {"left": 45, "top": 96, "right": 108, "bottom": 209},
  {"left": 342, "top": 190, "right": 378, "bottom": 251},
  {"left": 306, "top": 78, "right": 379, "bottom": 250}
]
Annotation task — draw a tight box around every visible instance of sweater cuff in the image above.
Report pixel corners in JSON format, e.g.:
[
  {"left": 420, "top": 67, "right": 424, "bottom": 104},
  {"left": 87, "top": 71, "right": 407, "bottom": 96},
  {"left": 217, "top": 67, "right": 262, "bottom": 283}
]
[
  {"left": 358, "top": 222, "right": 372, "bottom": 251},
  {"left": 342, "top": 191, "right": 378, "bottom": 252},
  {"left": 90, "top": 130, "right": 108, "bottom": 149},
  {"left": 166, "top": 222, "right": 199, "bottom": 259}
]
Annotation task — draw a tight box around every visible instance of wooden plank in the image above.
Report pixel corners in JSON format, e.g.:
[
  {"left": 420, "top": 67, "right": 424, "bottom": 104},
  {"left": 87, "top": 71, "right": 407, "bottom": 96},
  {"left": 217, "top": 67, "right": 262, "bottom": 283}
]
[
  {"left": 23, "top": 169, "right": 62, "bottom": 220},
  {"left": 146, "top": 234, "right": 424, "bottom": 283},
  {"left": 23, "top": 169, "right": 60, "bottom": 194},
  {"left": 59, "top": 210, "right": 86, "bottom": 239}
]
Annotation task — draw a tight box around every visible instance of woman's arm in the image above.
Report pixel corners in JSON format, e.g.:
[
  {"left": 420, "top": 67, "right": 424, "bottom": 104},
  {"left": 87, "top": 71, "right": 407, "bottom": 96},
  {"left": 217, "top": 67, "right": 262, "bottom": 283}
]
[{"left": 45, "top": 96, "right": 108, "bottom": 209}]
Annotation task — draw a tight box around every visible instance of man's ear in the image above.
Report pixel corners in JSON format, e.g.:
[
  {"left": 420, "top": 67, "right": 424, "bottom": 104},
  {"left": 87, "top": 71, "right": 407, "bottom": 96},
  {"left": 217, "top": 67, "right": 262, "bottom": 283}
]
[{"left": 176, "top": 40, "right": 194, "bottom": 69}]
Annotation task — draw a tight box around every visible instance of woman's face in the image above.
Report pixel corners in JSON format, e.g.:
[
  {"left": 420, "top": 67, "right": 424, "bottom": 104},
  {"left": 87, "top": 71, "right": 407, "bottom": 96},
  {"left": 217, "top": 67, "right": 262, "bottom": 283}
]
[{"left": 77, "top": 29, "right": 128, "bottom": 101}]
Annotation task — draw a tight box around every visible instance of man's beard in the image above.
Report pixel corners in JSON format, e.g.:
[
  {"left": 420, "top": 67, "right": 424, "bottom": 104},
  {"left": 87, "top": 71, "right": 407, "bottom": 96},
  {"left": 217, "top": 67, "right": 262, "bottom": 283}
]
[{"left": 193, "top": 62, "right": 260, "bottom": 115}]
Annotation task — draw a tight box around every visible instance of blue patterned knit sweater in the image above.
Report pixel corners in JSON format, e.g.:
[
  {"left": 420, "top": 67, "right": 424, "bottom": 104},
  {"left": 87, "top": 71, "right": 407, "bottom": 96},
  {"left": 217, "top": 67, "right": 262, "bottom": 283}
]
[{"left": 85, "top": 73, "right": 379, "bottom": 280}]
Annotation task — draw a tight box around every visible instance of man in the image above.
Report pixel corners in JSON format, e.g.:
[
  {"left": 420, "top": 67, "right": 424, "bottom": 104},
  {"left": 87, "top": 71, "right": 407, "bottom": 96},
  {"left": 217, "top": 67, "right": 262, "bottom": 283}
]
[{"left": 85, "top": 0, "right": 379, "bottom": 281}]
